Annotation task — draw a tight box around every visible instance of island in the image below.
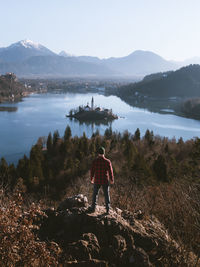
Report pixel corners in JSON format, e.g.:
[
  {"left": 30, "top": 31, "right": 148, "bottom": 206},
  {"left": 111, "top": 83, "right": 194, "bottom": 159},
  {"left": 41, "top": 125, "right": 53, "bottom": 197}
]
[{"left": 67, "top": 97, "right": 118, "bottom": 122}]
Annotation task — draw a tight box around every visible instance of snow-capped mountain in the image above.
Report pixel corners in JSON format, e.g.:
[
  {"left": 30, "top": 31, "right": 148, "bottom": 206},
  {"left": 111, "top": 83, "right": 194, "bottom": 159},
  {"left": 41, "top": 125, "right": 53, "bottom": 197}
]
[
  {"left": 59, "top": 51, "right": 74, "bottom": 57},
  {"left": 0, "top": 40, "right": 115, "bottom": 77},
  {"left": 0, "top": 40, "right": 182, "bottom": 77},
  {"left": 11, "top": 39, "right": 42, "bottom": 49},
  {"left": 0, "top": 39, "right": 56, "bottom": 62}
]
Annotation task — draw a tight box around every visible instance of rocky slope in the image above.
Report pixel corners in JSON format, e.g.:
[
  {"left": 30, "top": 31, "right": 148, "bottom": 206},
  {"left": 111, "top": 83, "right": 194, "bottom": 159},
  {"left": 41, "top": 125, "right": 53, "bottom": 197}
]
[{"left": 39, "top": 195, "right": 198, "bottom": 266}]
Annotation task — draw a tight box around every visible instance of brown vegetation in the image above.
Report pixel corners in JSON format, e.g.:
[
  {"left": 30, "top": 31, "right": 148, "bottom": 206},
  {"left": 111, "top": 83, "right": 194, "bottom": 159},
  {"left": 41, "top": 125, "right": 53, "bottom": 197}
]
[{"left": 0, "top": 187, "right": 61, "bottom": 266}]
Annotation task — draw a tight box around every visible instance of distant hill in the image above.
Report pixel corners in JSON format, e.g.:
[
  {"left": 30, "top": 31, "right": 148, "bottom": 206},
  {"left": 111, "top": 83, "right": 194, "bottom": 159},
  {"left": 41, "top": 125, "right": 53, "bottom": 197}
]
[
  {"left": 0, "top": 55, "right": 115, "bottom": 77},
  {"left": 118, "top": 64, "right": 200, "bottom": 98},
  {"left": 0, "top": 40, "right": 180, "bottom": 78},
  {"left": 103, "top": 50, "right": 178, "bottom": 76},
  {"left": 68, "top": 50, "right": 178, "bottom": 76}
]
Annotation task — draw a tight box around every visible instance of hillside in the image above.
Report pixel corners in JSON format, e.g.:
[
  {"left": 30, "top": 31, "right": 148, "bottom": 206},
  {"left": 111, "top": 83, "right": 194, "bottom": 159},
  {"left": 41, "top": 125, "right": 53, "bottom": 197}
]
[
  {"left": 0, "top": 73, "right": 27, "bottom": 102},
  {"left": 118, "top": 64, "right": 200, "bottom": 98},
  {"left": 1, "top": 193, "right": 198, "bottom": 266}
]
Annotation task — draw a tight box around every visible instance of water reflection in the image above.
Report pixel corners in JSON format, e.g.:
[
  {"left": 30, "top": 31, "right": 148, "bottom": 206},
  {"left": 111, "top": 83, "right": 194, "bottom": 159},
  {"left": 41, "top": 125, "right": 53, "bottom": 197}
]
[
  {"left": 69, "top": 117, "right": 113, "bottom": 136},
  {"left": 73, "top": 118, "right": 112, "bottom": 126},
  {"left": 0, "top": 106, "right": 18, "bottom": 112}
]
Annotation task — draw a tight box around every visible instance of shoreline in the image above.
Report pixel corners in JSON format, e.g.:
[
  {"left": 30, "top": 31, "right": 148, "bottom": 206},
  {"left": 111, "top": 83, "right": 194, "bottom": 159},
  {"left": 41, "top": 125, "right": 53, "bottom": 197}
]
[
  {"left": 0, "top": 91, "right": 31, "bottom": 103},
  {"left": 116, "top": 95, "right": 200, "bottom": 121},
  {"left": 0, "top": 90, "right": 43, "bottom": 105}
]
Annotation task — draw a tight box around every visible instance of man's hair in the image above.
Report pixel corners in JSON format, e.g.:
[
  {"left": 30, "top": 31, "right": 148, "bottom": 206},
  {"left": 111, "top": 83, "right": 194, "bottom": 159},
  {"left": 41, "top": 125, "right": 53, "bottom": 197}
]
[{"left": 98, "top": 146, "right": 105, "bottom": 155}]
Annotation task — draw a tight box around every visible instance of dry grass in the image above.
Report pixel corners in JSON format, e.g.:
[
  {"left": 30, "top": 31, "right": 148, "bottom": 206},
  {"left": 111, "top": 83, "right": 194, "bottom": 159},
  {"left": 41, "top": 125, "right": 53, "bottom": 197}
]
[
  {"left": 113, "top": 179, "right": 200, "bottom": 261},
  {"left": 0, "top": 187, "right": 61, "bottom": 266},
  {"left": 65, "top": 176, "right": 200, "bottom": 266},
  {"left": 1, "top": 178, "right": 199, "bottom": 266}
]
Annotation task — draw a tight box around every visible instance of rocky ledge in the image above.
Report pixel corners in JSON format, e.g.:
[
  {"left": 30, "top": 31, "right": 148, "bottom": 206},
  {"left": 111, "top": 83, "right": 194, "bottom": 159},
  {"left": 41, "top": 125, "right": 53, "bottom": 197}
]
[{"left": 39, "top": 195, "right": 197, "bottom": 266}]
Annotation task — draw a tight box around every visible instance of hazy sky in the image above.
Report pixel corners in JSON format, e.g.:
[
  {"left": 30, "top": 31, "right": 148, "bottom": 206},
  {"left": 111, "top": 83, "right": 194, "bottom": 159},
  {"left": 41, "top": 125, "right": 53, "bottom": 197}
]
[{"left": 1, "top": 0, "right": 200, "bottom": 60}]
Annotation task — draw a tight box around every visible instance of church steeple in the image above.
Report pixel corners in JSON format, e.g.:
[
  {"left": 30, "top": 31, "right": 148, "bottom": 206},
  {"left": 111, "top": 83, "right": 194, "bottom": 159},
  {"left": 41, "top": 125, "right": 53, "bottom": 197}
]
[{"left": 91, "top": 97, "right": 94, "bottom": 110}]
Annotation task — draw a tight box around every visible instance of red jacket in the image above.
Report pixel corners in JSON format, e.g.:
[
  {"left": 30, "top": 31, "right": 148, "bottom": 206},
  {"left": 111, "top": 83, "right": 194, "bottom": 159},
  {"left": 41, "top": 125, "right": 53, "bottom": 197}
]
[{"left": 90, "top": 155, "right": 114, "bottom": 185}]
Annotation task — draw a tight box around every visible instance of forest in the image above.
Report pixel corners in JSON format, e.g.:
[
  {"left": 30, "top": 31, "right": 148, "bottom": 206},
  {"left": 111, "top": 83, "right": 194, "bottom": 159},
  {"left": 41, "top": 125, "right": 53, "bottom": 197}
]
[{"left": 117, "top": 64, "right": 200, "bottom": 98}]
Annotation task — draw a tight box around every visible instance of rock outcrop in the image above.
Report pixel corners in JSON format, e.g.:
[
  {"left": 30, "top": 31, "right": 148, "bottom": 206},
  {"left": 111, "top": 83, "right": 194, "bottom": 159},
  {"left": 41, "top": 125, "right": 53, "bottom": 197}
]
[{"left": 39, "top": 194, "right": 197, "bottom": 266}]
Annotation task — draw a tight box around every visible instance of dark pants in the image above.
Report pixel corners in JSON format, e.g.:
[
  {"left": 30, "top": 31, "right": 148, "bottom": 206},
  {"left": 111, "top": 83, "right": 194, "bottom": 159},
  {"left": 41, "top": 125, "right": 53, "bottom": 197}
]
[{"left": 92, "top": 183, "right": 110, "bottom": 210}]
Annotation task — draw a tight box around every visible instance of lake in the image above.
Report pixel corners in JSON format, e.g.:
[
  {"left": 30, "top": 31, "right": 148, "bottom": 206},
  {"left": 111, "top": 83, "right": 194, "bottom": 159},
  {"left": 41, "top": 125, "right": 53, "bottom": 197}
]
[{"left": 1, "top": 92, "right": 200, "bottom": 164}]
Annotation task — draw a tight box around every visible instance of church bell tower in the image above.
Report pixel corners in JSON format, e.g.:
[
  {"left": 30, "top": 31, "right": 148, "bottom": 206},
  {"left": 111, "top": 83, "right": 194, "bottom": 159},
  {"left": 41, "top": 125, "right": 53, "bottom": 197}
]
[{"left": 91, "top": 97, "right": 94, "bottom": 110}]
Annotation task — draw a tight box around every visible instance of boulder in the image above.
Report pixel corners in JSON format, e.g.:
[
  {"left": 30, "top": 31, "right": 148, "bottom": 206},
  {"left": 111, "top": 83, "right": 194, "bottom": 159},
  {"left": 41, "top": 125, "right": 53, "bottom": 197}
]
[
  {"left": 39, "top": 195, "right": 198, "bottom": 266},
  {"left": 57, "top": 194, "right": 88, "bottom": 211}
]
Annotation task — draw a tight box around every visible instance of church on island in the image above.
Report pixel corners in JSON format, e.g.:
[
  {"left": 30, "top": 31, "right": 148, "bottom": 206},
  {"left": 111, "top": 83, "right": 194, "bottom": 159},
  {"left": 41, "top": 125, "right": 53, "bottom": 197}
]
[
  {"left": 67, "top": 97, "right": 118, "bottom": 122},
  {"left": 81, "top": 97, "right": 95, "bottom": 112}
]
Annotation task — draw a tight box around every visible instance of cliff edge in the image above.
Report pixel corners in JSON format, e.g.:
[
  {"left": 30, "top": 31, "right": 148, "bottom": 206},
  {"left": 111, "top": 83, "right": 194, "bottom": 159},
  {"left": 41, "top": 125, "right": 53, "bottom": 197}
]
[{"left": 39, "top": 194, "right": 198, "bottom": 266}]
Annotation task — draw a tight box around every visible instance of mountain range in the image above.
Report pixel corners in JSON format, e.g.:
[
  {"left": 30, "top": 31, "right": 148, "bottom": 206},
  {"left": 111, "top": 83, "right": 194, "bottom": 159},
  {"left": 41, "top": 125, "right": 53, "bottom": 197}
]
[{"left": 0, "top": 40, "right": 198, "bottom": 78}]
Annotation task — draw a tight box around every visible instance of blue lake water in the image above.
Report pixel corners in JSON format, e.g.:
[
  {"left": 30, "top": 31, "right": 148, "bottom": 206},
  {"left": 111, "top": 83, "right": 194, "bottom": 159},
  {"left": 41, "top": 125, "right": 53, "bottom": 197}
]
[{"left": 0, "top": 92, "right": 200, "bottom": 164}]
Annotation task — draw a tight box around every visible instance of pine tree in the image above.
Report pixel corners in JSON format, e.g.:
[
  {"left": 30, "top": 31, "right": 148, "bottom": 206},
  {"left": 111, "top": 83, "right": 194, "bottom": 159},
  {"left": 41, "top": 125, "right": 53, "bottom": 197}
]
[
  {"left": 17, "top": 155, "right": 30, "bottom": 188},
  {"left": 8, "top": 163, "right": 17, "bottom": 188},
  {"left": 95, "top": 135, "right": 101, "bottom": 151},
  {"left": 81, "top": 132, "right": 89, "bottom": 155},
  {"left": 92, "top": 129, "right": 100, "bottom": 138},
  {"left": 0, "top": 158, "right": 9, "bottom": 185},
  {"left": 89, "top": 141, "right": 96, "bottom": 155},
  {"left": 144, "top": 129, "right": 154, "bottom": 146},
  {"left": 122, "top": 130, "right": 130, "bottom": 143},
  {"left": 134, "top": 128, "right": 140, "bottom": 141},
  {"left": 53, "top": 130, "right": 60, "bottom": 147},
  {"left": 104, "top": 127, "right": 112, "bottom": 139},
  {"left": 47, "top": 132, "right": 53, "bottom": 151},
  {"left": 153, "top": 155, "right": 168, "bottom": 182},
  {"left": 124, "top": 140, "right": 136, "bottom": 167},
  {"left": 64, "top": 125, "right": 72, "bottom": 141},
  {"left": 164, "top": 144, "right": 169, "bottom": 153},
  {"left": 29, "top": 145, "right": 44, "bottom": 186},
  {"left": 132, "top": 153, "right": 151, "bottom": 184}
]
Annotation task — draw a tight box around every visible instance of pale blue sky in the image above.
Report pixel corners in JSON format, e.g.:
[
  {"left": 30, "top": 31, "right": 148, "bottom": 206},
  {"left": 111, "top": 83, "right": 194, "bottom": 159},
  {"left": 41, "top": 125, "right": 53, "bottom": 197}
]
[{"left": 1, "top": 0, "right": 200, "bottom": 60}]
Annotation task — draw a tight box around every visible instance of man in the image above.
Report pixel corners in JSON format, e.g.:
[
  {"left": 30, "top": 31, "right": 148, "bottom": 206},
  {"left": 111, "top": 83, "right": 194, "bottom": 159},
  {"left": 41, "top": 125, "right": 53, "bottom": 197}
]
[{"left": 89, "top": 146, "right": 114, "bottom": 213}]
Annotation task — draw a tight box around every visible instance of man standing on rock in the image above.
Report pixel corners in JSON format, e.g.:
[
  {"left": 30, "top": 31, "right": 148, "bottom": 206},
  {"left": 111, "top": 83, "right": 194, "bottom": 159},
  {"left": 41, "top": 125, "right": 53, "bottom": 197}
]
[{"left": 89, "top": 146, "right": 114, "bottom": 213}]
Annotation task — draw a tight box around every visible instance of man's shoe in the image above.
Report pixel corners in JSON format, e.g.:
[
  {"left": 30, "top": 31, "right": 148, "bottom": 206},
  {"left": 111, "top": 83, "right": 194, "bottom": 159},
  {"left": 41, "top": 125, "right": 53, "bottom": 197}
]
[
  {"left": 106, "top": 205, "right": 110, "bottom": 214},
  {"left": 87, "top": 206, "right": 95, "bottom": 213}
]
